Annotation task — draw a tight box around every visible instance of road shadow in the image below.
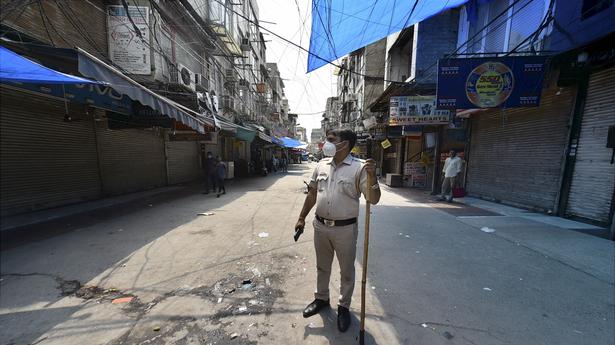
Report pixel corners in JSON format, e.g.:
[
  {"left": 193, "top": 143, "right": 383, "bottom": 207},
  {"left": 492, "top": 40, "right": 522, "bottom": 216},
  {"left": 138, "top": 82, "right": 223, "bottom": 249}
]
[
  {"left": 303, "top": 308, "right": 379, "bottom": 345},
  {"left": 0, "top": 165, "right": 314, "bottom": 345}
]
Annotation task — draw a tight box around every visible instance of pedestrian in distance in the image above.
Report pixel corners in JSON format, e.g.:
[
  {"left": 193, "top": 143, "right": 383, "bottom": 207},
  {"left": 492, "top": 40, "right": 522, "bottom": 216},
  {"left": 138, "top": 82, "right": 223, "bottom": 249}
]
[
  {"left": 215, "top": 156, "right": 226, "bottom": 198},
  {"left": 203, "top": 151, "right": 217, "bottom": 194},
  {"left": 439, "top": 149, "right": 462, "bottom": 202},
  {"left": 294, "top": 128, "right": 381, "bottom": 333}
]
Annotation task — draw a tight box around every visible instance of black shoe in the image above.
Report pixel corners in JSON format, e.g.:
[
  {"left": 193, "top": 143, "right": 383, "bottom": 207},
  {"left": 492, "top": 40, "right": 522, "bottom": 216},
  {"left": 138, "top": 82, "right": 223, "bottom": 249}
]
[
  {"left": 337, "top": 306, "right": 351, "bottom": 332},
  {"left": 302, "top": 299, "right": 329, "bottom": 318}
]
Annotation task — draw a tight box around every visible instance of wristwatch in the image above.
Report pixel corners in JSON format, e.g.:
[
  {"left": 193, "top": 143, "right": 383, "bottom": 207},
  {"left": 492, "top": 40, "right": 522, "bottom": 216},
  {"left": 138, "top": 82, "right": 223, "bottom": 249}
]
[{"left": 370, "top": 183, "right": 380, "bottom": 190}]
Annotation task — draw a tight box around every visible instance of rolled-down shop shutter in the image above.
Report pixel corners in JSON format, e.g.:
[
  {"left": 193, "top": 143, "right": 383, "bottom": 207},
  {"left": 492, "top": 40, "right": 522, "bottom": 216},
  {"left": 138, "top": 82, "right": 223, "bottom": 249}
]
[
  {"left": 466, "top": 86, "right": 575, "bottom": 212},
  {"left": 97, "top": 127, "right": 166, "bottom": 195},
  {"left": 566, "top": 68, "right": 615, "bottom": 224},
  {"left": 166, "top": 141, "right": 202, "bottom": 185},
  {"left": 0, "top": 87, "right": 101, "bottom": 217}
]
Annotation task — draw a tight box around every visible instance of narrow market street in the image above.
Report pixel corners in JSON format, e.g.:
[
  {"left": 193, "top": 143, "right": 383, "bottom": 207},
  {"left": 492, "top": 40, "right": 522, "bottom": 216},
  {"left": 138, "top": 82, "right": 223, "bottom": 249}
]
[{"left": 1, "top": 163, "right": 613, "bottom": 345}]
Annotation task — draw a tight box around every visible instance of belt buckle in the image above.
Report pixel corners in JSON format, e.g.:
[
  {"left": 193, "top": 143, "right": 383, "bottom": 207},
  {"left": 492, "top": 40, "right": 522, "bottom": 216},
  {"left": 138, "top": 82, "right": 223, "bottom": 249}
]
[{"left": 324, "top": 219, "right": 335, "bottom": 227}]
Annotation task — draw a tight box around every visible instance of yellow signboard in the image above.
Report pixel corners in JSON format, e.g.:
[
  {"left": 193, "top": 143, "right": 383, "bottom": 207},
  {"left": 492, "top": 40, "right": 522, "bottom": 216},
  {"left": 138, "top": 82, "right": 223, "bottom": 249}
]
[{"left": 381, "top": 139, "right": 392, "bottom": 149}]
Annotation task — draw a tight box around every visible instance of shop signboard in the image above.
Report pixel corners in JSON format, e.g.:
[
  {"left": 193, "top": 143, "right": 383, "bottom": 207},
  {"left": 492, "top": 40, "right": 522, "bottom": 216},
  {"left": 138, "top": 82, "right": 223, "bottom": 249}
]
[
  {"left": 107, "top": 5, "right": 151, "bottom": 75},
  {"left": 381, "top": 139, "right": 392, "bottom": 149},
  {"left": 436, "top": 56, "right": 548, "bottom": 109},
  {"left": 389, "top": 95, "right": 451, "bottom": 126},
  {"left": 5, "top": 81, "right": 132, "bottom": 114}
]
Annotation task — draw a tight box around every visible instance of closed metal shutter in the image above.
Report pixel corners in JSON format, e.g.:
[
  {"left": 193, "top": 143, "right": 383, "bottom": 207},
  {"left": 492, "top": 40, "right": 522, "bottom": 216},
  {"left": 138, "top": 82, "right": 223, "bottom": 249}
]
[
  {"left": 97, "top": 128, "right": 166, "bottom": 195},
  {"left": 466, "top": 86, "right": 575, "bottom": 211},
  {"left": 566, "top": 68, "right": 615, "bottom": 224},
  {"left": 166, "top": 141, "right": 202, "bottom": 184},
  {"left": 0, "top": 87, "right": 101, "bottom": 216}
]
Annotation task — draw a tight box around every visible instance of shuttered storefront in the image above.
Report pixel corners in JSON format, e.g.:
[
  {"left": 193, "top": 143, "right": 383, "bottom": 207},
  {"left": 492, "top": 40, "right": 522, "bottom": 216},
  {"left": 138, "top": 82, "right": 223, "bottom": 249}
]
[
  {"left": 166, "top": 141, "right": 202, "bottom": 185},
  {"left": 0, "top": 87, "right": 101, "bottom": 216},
  {"left": 566, "top": 68, "right": 615, "bottom": 224},
  {"left": 466, "top": 86, "right": 575, "bottom": 212},
  {"left": 97, "top": 128, "right": 167, "bottom": 195}
]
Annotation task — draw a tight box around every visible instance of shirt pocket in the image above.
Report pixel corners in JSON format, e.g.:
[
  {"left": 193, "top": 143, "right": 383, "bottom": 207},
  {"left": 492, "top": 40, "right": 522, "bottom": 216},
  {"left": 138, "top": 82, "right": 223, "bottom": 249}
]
[
  {"left": 316, "top": 174, "right": 328, "bottom": 192},
  {"left": 338, "top": 178, "right": 359, "bottom": 198}
]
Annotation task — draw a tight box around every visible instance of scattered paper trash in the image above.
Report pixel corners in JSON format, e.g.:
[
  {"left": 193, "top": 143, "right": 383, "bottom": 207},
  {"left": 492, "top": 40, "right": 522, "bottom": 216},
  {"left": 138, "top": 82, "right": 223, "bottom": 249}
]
[
  {"left": 248, "top": 323, "right": 256, "bottom": 328},
  {"left": 230, "top": 332, "right": 239, "bottom": 339},
  {"left": 217, "top": 297, "right": 223, "bottom": 304},
  {"left": 291, "top": 323, "right": 297, "bottom": 328},
  {"left": 308, "top": 322, "right": 316, "bottom": 329},
  {"left": 443, "top": 331, "right": 454, "bottom": 339},
  {"left": 238, "top": 306, "right": 248, "bottom": 313},
  {"left": 421, "top": 323, "right": 428, "bottom": 328},
  {"left": 258, "top": 232, "right": 269, "bottom": 238},
  {"left": 112, "top": 297, "right": 133, "bottom": 304},
  {"left": 573, "top": 330, "right": 583, "bottom": 334},
  {"left": 265, "top": 278, "right": 271, "bottom": 286},
  {"left": 371, "top": 286, "right": 376, "bottom": 290},
  {"left": 483, "top": 287, "right": 492, "bottom": 291},
  {"left": 198, "top": 212, "right": 215, "bottom": 216},
  {"left": 405, "top": 235, "right": 410, "bottom": 238},
  {"left": 480, "top": 227, "right": 496, "bottom": 233},
  {"left": 398, "top": 233, "right": 403, "bottom": 236},
  {"left": 153, "top": 326, "right": 161, "bottom": 332}
]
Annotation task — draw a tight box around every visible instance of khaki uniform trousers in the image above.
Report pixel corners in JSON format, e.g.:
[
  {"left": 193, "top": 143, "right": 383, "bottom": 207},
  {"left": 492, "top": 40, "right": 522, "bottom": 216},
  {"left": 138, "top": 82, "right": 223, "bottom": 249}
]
[{"left": 313, "top": 218, "right": 358, "bottom": 308}]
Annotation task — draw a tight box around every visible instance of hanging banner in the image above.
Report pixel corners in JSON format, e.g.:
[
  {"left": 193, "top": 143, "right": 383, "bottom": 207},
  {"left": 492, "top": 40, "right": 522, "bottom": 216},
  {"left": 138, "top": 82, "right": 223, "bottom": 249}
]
[
  {"left": 389, "top": 96, "right": 451, "bottom": 126},
  {"left": 107, "top": 5, "right": 151, "bottom": 75},
  {"left": 436, "top": 56, "right": 548, "bottom": 109}
]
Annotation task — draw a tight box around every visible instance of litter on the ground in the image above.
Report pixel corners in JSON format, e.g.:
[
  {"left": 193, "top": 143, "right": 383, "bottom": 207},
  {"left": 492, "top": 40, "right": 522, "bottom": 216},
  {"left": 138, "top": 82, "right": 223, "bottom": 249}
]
[
  {"left": 480, "top": 227, "right": 496, "bottom": 233},
  {"left": 111, "top": 297, "right": 133, "bottom": 304},
  {"left": 421, "top": 323, "right": 428, "bottom": 328},
  {"left": 405, "top": 235, "right": 410, "bottom": 238},
  {"left": 291, "top": 323, "right": 297, "bottom": 328},
  {"left": 248, "top": 323, "right": 256, "bottom": 328},
  {"left": 371, "top": 286, "right": 376, "bottom": 290},
  {"left": 238, "top": 306, "right": 248, "bottom": 313},
  {"left": 258, "top": 232, "right": 269, "bottom": 238},
  {"left": 265, "top": 278, "right": 271, "bottom": 286},
  {"left": 230, "top": 332, "right": 239, "bottom": 339},
  {"left": 483, "top": 287, "right": 492, "bottom": 291},
  {"left": 241, "top": 279, "right": 253, "bottom": 289},
  {"left": 153, "top": 326, "right": 161, "bottom": 332},
  {"left": 198, "top": 212, "right": 215, "bottom": 216},
  {"left": 217, "top": 297, "right": 223, "bottom": 303}
]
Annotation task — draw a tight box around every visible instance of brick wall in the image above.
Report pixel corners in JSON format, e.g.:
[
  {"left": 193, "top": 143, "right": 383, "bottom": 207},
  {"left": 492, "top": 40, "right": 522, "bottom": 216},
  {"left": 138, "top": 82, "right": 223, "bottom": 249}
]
[{"left": 1, "top": 0, "right": 108, "bottom": 59}]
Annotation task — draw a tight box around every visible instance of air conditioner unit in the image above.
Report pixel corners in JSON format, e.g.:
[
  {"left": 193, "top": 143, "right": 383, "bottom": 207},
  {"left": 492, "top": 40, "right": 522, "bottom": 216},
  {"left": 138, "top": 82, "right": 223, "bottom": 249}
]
[
  {"left": 238, "top": 79, "right": 250, "bottom": 89},
  {"left": 177, "top": 63, "right": 195, "bottom": 91},
  {"left": 241, "top": 37, "right": 250, "bottom": 51},
  {"left": 225, "top": 68, "right": 236, "bottom": 81},
  {"left": 194, "top": 73, "right": 210, "bottom": 91},
  {"left": 221, "top": 95, "right": 235, "bottom": 110}
]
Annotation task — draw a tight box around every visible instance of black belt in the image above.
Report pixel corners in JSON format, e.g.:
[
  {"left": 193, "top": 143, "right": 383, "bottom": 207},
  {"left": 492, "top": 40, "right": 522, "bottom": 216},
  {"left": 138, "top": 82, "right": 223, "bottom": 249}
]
[{"left": 316, "top": 215, "right": 357, "bottom": 227}]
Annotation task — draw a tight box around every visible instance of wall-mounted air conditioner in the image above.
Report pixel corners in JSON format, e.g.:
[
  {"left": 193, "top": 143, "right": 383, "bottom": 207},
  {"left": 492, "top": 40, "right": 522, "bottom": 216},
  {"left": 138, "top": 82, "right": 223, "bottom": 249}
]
[
  {"left": 194, "top": 73, "right": 210, "bottom": 91},
  {"left": 241, "top": 38, "right": 250, "bottom": 51},
  {"left": 177, "top": 63, "right": 196, "bottom": 91}
]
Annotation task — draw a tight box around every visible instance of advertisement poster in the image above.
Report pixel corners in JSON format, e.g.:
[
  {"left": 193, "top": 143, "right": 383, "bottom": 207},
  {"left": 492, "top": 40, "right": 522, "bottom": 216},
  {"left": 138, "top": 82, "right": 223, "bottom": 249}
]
[
  {"left": 107, "top": 5, "right": 151, "bottom": 75},
  {"left": 436, "top": 56, "right": 547, "bottom": 109},
  {"left": 389, "top": 96, "right": 451, "bottom": 126}
]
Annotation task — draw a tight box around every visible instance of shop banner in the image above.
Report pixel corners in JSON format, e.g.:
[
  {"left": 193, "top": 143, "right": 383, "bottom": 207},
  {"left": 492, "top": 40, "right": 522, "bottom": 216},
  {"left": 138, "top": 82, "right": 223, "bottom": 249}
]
[
  {"left": 107, "top": 5, "right": 151, "bottom": 75},
  {"left": 436, "top": 56, "right": 548, "bottom": 109},
  {"left": 389, "top": 95, "right": 451, "bottom": 126}
]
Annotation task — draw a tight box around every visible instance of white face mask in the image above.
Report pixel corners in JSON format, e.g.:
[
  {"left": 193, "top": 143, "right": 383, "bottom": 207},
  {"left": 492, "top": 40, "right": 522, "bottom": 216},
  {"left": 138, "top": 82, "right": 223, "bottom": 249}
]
[{"left": 323, "top": 141, "right": 337, "bottom": 157}]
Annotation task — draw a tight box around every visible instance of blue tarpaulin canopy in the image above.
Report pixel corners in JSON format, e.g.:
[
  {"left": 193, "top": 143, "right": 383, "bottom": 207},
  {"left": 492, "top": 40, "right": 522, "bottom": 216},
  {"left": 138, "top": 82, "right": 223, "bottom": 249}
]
[
  {"left": 0, "top": 45, "right": 100, "bottom": 84},
  {"left": 280, "top": 137, "right": 308, "bottom": 149},
  {"left": 307, "top": 0, "right": 469, "bottom": 72}
]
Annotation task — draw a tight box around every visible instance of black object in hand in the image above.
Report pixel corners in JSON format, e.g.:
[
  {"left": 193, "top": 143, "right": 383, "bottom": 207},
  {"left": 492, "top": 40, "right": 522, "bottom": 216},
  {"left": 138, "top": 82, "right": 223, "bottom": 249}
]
[{"left": 294, "top": 227, "right": 304, "bottom": 242}]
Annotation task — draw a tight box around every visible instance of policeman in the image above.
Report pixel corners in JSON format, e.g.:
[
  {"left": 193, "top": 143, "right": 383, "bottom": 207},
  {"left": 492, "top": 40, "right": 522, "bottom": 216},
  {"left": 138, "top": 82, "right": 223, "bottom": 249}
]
[{"left": 295, "top": 128, "right": 381, "bottom": 332}]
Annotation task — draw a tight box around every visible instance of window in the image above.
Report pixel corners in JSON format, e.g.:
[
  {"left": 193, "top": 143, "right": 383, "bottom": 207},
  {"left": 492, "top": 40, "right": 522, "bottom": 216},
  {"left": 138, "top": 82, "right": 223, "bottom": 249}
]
[
  {"left": 484, "top": 0, "right": 510, "bottom": 52},
  {"left": 582, "top": 0, "right": 613, "bottom": 19},
  {"left": 508, "top": 0, "right": 546, "bottom": 51}
]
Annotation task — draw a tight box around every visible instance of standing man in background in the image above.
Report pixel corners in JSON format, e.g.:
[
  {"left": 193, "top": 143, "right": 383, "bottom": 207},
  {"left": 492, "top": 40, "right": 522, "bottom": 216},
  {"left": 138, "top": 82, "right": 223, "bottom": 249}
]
[
  {"left": 440, "top": 149, "right": 462, "bottom": 202},
  {"left": 203, "top": 151, "right": 217, "bottom": 194}
]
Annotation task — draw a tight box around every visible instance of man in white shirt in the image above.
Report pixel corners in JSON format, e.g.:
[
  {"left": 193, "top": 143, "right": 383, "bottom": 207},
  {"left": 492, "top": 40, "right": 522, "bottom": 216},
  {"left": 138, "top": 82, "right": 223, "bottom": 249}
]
[{"left": 440, "top": 149, "right": 462, "bottom": 202}]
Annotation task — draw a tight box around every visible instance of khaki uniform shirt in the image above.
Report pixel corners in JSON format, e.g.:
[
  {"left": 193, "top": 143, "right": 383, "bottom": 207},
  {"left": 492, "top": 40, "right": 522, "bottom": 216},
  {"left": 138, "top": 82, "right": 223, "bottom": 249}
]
[{"left": 309, "top": 155, "right": 370, "bottom": 220}]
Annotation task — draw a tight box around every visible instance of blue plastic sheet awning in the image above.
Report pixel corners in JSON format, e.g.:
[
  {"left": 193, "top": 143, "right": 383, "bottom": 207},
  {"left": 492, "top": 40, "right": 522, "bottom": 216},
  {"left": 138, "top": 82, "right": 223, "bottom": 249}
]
[
  {"left": 308, "top": 0, "right": 469, "bottom": 72},
  {"left": 0, "top": 45, "right": 101, "bottom": 84},
  {"left": 76, "top": 48, "right": 206, "bottom": 133},
  {"left": 280, "top": 137, "right": 308, "bottom": 149}
]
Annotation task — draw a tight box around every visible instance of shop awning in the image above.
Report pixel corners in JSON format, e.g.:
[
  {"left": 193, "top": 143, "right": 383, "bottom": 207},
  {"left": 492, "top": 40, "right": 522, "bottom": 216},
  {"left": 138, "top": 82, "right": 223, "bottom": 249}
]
[
  {"left": 76, "top": 48, "right": 206, "bottom": 133},
  {"left": 0, "top": 45, "right": 101, "bottom": 84},
  {"left": 280, "top": 136, "right": 308, "bottom": 149}
]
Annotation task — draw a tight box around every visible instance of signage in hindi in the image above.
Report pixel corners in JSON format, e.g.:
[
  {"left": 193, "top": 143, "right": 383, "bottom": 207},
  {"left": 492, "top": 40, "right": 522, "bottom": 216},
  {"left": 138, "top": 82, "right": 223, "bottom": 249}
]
[
  {"left": 107, "top": 5, "right": 151, "bottom": 75},
  {"left": 389, "top": 96, "right": 451, "bottom": 126},
  {"left": 436, "top": 56, "right": 548, "bottom": 109}
]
